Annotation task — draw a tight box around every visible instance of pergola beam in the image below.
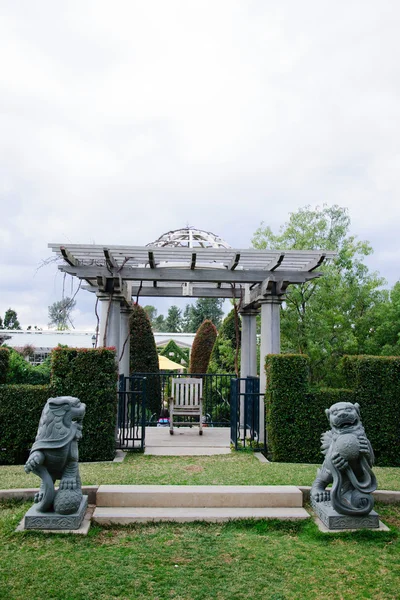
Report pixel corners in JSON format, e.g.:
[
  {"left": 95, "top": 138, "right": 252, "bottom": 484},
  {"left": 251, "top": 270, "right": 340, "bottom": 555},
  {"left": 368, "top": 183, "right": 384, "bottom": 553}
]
[
  {"left": 130, "top": 286, "right": 243, "bottom": 298},
  {"left": 60, "top": 246, "right": 78, "bottom": 266},
  {"left": 265, "top": 253, "right": 284, "bottom": 272},
  {"left": 228, "top": 253, "right": 241, "bottom": 270},
  {"left": 303, "top": 253, "right": 326, "bottom": 272},
  {"left": 59, "top": 265, "right": 322, "bottom": 285},
  {"left": 103, "top": 248, "right": 118, "bottom": 270}
]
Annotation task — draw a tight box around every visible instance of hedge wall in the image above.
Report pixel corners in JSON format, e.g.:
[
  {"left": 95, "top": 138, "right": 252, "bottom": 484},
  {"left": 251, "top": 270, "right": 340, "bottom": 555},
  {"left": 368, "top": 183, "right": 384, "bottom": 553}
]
[
  {"left": 0, "top": 348, "right": 9, "bottom": 384},
  {"left": 265, "top": 354, "right": 355, "bottom": 463},
  {"left": 51, "top": 347, "right": 118, "bottom": 462},
  {"left": 341, "top": 355, "right": 400, "bottom": 467},
  {"left": 0, "top": 384, "right": 50, "bottom": 465},
  {"left": 265, "top": 353, "right": 399, "bottom": 466}
]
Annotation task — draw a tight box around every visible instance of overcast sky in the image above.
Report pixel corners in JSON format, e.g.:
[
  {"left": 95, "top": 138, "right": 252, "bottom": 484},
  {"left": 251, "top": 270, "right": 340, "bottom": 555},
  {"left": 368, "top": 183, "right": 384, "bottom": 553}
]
[{"left": 1, "top": 0, "right": 399, "bottom": 330}]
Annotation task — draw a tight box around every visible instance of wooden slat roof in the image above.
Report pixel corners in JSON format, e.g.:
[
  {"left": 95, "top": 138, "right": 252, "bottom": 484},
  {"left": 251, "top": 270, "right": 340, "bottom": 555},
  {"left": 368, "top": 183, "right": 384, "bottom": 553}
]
[{"left": 49, "top": 243, "right": 336, "bottom": 273}]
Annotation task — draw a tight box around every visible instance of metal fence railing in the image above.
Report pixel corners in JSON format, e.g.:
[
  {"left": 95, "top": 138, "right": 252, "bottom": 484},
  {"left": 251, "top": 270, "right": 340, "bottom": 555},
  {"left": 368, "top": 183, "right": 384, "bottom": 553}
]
[
  {"left": 117, "top": 375, "right": 146, "bottom": 451},
  {"left": 130, "top": 372, "right": 235, "bottom": 427},
  {"left": 230, "top": 376, "right": 266, "bottom": 452}
]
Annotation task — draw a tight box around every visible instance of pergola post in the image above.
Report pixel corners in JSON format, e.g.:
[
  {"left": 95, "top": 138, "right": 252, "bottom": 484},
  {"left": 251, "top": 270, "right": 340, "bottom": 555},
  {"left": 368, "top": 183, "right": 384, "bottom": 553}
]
[
  {"left": 239, "top": 308, "right": 259, "bottom": 430},
  {"left": 98, "top": 295, "right": 110, "bottom": 347},
  {"left": 97, "top": 293, "right": 122, "bottom": 362},
  {"left": 259, "top": 294, "right": 283, "bottom": 441},
  {"left": 119, "top": 305, "right": 132, "bottom": 378},
  {"left": 240, "top": 309, "right": 258, "bottom": 379}
]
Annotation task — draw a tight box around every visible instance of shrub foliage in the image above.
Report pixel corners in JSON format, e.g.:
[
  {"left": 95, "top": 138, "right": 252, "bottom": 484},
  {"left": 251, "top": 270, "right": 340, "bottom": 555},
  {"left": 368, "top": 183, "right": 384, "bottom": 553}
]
[
  {"left": 265, "top": 353, "right": 399, "bottom": 466},
  {"left": 0, "top": 384, "right": 50, "bottom": 465},
  {"left": 5, "top": 348, "right": 51, "bottom": 385},
  {"left": 129, "top": 303, "right": 161, "bottom": 415},
  {"left": 208, "top": 309, "right": 240, "bottom": 374},
  {"left": 0, "top": 348, "right": 9, "bottom": 384},
  {"left": 51, "top": 347, "right": 118, "bottom": 462},
  {"left": 189, "top": 319, "right": 217, "bottom": 374},
  {"left": 341, "top": 355, "right": 400, "bottom": 466},
  {"left": 159, "top": 339, "right": 189, "bottom": 367}
]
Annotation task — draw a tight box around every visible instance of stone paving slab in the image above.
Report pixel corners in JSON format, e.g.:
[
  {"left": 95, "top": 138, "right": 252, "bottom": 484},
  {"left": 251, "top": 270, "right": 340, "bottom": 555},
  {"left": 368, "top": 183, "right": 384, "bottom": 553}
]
[
  {"left": 93, "top": 506, "right": 311, "bottom": 524},
  {"left": 145, "top": 446, "right": 231, "bottom": 456}
]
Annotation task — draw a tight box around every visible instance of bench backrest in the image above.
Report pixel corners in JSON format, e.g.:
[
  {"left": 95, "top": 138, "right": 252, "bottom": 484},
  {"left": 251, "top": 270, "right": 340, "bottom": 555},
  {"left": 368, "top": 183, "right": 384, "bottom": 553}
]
[{"left": 171, "top": 378, "right": 203, "bottom": 408}]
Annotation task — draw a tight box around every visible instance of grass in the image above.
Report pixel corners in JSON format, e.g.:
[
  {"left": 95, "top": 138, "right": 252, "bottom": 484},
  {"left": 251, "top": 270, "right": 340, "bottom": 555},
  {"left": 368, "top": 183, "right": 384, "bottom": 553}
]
[
  {"left": 0, "top": 500, "right": 399, "bottom": 600},
  {"left": 1, "top": 452, "right": 400, "bottom": 491},
  {"left": 0, "top": 454, "right": 399, "bottom": 599}
]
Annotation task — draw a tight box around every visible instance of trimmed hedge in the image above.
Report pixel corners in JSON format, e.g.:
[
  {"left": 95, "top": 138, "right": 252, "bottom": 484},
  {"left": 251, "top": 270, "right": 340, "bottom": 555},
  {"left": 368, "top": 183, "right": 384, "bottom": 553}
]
[
  {"left": 341, "top": 356, "right": 400, "bottom": 467},
  {"left": 0, "top": 384, "right": 50, "bottom": 465},
  {"left": 265, "top": 353, "right": 400, "bottom": 466},
  {"left": 189, "top": 319, "right": 217, "bottom": 374},
  {"left": 0, "top": 348, "right": 9, "bottom": 384},
  {"left": 51, "top": 347, "right": 118, "bottom": 462},
  {"left": 129, "top": 303, "right": 161, "bottom": 415}
]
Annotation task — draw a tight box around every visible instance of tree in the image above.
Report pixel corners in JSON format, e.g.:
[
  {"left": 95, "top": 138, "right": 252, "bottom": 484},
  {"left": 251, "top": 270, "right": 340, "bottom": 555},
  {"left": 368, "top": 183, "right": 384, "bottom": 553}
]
[
  {"left": 3, "top": 309, "right": 21, "bottom": 330},
  {"left": 183, "top": 299, "right": 224, "bottom": 332},
  {"left": 129, "top": 303, "right": 161, "bottom": 415},
  {"left": 208, "top": 309, "right": 241, "bottom": 375},
  {"left": 48, "top": 298, "right": 76, "bottom": 330},
  {"left": 143, "top": 305, "right": 158, "bottom": 327},
  {"left": 361, "top": 281, "right": 400, "bottom": 356},
  {"left": 181, "top": 305, "right": 193, "bottom": 332},
  {"left": 189, "top": 319, "right": 217, "bottom": 374},
  {"left": 164, "top": 305, "right": 182, "bottom": 332},
  {"left": 252, "top": 205, "right": 386, "bottom": 386},
  {"left": 153, "top": 314, "right": 168, "bottom": 332}
]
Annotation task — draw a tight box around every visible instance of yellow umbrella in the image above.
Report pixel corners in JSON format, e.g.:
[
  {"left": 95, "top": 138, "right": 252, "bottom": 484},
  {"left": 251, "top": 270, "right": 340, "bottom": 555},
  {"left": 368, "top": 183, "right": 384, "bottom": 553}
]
[{"left": 158, "top": 354, "right": 185, "bottom": 371}]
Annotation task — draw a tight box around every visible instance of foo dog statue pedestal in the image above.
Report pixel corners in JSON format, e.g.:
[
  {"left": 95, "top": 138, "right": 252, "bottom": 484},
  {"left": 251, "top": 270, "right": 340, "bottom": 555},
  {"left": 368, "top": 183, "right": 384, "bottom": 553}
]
[
  {"left": 23, "top": 396, "right": 88, "bottom": 531},
  {"left": 311, "top": 498, "right": 379, "bottom": 530},
  {"left": 24, "top": 495, "right": 88, "bottom": 530}
]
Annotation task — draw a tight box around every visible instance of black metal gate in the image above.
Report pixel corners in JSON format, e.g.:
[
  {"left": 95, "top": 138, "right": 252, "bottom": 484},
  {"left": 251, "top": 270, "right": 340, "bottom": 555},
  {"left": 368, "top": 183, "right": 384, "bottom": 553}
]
[
  {"left": 230, "top": 376, "right": 266, "bottom": 451},
  {"left": 117, "top": 375, "right": 146, "bottom": 451}
]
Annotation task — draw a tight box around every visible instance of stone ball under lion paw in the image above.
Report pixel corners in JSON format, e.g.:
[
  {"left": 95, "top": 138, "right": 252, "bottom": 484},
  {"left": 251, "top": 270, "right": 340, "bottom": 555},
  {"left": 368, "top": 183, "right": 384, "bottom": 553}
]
[
  {"left": 54, "top": 488, "right": 82, "bottom": 515},
  {"left": 335, "top": 433, "right": 360, "bottom": 461}
]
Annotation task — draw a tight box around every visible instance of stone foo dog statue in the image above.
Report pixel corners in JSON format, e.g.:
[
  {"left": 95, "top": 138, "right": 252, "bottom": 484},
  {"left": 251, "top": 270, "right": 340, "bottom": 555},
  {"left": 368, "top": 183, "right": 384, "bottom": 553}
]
[
  {"left": 25, "top": 396, "right": 86, "bottom": 515},
  {"left": 311, "top": 401, "right": 377, "bottom": 516}
]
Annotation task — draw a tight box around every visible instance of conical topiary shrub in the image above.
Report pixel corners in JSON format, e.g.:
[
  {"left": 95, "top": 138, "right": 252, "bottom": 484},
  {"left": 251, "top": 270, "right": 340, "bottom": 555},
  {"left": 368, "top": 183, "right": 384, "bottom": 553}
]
[
  {"left": 189, "top": 319, "right": 217, "bottom": 374},
  {"left": 129, "top": 303, "right": 161, "bottom": 416}
]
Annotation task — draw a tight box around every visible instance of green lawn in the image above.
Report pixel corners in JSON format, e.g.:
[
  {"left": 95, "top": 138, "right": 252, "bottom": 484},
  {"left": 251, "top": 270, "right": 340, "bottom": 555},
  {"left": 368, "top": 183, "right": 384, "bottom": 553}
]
[
  {"left": 1, "top": 454, "right": 399, "bottom": 599},
  {"left": 0, "top": 500, "right": 399, "bottom": 600},
  {"left": 1, "top": 452, "right": 400, "bottom": 491}
]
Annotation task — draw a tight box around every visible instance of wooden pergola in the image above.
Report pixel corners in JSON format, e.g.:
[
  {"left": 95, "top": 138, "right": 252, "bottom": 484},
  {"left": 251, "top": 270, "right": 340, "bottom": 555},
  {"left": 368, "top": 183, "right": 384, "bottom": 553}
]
[{"left": 49, "top": 231, "right": 336, "bottom": 436}]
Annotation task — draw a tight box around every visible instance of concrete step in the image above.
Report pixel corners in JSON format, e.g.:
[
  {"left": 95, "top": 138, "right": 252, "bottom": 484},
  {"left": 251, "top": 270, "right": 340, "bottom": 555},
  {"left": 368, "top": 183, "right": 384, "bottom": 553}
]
[
  {"left": 96, "top": 485, "right": 303, "bottom": 508},
  {"left": 93, "top": 506, "right": 310, "bottom": 524}
]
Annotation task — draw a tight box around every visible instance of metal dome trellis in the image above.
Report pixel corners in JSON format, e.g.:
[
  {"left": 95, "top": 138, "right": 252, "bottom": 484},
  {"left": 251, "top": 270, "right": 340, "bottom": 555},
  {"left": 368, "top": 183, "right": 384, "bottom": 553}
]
[{"left": 146, "top": 227, "right": 231, "bottom": 249}]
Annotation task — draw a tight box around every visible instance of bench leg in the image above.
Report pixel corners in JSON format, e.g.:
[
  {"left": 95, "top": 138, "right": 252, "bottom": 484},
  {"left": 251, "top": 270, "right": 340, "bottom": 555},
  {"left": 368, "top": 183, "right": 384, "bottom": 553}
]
[
  {"left": 199, "top": 400, "right": 203, "bottom": 435},
  {"left": 169, "top": 401, "right": 173, "bottom": 434}
]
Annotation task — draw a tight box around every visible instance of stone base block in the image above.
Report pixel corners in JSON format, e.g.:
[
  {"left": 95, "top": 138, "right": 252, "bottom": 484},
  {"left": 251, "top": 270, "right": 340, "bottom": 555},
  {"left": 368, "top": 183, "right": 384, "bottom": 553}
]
[
  {"left": 24, "top": 495, "right": 88, "bottom": 530},
  {"left": 311, "top": 498, "right": 379, "bottom": 530}
]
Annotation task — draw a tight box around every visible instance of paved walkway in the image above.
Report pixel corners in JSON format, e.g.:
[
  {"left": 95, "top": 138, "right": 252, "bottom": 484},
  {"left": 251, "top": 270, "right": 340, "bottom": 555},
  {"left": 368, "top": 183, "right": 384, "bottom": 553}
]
[{"left": 144, "top": 427, "right": 231, "bottom": 456}]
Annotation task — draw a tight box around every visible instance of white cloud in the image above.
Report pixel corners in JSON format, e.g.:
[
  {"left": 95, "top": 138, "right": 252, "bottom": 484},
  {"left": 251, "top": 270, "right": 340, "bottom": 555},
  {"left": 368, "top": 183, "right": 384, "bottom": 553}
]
[{"left": 1, "top": 0, "right": 400, "bottom": 327}]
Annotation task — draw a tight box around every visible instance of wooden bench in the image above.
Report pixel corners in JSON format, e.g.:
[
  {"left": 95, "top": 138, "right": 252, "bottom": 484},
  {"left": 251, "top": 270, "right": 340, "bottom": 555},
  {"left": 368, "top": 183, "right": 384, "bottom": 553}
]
[{"left": 169, "top": 378, "right": 203, "bottom": 435}]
